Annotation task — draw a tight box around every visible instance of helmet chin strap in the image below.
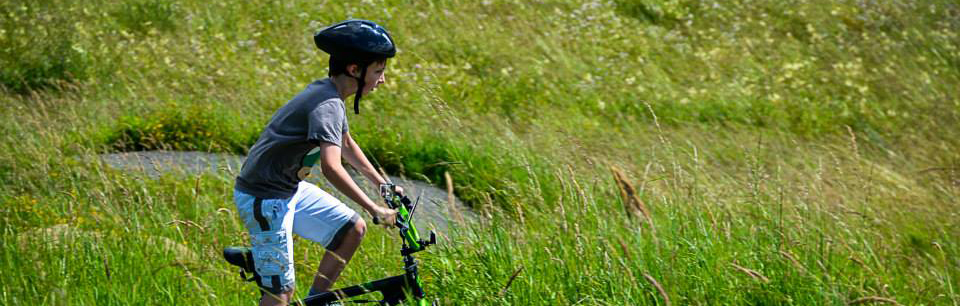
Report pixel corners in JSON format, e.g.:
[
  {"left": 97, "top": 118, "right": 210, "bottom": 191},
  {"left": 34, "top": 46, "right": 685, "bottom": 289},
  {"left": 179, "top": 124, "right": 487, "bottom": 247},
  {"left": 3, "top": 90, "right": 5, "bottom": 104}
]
[{"left": 352, "top": 62, "right": 369, "bottom": 114}]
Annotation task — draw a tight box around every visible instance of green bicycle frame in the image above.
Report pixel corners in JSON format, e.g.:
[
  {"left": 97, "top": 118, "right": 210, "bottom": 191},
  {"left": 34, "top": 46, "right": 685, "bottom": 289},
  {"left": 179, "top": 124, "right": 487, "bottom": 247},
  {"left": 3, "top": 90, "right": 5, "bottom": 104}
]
[{"left": 295, "top": 184, "right": 435, "bottom": 306}]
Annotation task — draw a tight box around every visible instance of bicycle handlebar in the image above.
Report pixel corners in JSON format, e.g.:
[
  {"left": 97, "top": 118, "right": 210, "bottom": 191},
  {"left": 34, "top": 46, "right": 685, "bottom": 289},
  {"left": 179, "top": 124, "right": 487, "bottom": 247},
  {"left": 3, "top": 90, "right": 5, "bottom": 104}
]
[
  {"left": 375, "top": 183, "right": 436, "bottom": 254},
  {"left": 373, "top": 183, "right": 410, "bottom": 226}
]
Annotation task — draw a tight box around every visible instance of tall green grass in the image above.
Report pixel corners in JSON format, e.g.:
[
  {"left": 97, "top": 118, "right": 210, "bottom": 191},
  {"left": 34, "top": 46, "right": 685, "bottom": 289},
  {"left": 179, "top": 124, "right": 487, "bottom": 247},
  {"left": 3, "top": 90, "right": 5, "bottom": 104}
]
[{"left": 2, "top": 0, "right": 958, "bottom": 304}]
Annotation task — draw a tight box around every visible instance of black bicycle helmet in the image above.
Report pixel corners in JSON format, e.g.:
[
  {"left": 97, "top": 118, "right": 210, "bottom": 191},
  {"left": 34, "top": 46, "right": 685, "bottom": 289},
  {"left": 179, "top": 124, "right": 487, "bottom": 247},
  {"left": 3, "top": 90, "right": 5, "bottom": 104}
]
[{"left": 314, "top": 20, "right": 396, "bottom": 114}]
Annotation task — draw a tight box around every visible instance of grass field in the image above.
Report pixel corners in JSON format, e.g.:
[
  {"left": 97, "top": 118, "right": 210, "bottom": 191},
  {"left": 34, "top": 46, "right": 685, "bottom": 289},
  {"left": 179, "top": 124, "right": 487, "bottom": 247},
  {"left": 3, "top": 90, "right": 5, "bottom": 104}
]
[{"left": 2, "top": 0, "right": 959, "bottom": 304}]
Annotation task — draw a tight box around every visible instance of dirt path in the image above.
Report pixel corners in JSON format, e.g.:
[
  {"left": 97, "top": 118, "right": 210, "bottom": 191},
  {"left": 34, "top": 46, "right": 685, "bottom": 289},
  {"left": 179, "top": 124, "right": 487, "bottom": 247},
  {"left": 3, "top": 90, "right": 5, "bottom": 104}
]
[{"left": 99, "top": 151, "right": 473, "bottom": 234}]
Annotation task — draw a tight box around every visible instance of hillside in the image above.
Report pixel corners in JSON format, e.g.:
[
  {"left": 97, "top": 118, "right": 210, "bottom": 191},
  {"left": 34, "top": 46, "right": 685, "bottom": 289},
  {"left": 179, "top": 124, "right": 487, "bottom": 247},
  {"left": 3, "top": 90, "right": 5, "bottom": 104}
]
[{"left": 1, "top": 0, "right": 958, "bottom": 304}]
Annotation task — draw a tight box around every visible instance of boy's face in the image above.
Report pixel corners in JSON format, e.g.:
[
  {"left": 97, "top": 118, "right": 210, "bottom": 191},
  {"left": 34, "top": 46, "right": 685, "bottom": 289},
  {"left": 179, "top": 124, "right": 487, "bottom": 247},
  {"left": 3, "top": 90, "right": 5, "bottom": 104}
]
[{"left": 352, "top": 61, "right": 387, "bottom": 95}]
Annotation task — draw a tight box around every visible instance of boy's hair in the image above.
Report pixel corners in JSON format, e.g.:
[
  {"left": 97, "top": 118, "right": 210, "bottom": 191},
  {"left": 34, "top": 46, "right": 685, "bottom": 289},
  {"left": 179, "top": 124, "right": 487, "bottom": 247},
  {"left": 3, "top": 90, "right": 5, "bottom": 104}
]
[{"left": 329, "top": 56, "right": 388, "bottom": 77}]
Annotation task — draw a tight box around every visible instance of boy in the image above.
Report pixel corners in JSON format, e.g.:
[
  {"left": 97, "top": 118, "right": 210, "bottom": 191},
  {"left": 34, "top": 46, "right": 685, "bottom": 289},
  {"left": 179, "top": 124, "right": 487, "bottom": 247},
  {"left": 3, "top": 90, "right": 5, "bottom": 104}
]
[{"left": 226, "top": 20, "right": 401, "bottom": 306}]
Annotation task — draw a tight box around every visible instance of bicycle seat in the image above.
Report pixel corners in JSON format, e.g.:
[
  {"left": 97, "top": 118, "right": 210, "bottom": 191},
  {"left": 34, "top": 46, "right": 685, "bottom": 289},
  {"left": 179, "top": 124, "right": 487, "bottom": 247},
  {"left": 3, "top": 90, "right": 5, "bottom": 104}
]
[{"left": 223, "top": 246, "right": 255, "bottom": 274}]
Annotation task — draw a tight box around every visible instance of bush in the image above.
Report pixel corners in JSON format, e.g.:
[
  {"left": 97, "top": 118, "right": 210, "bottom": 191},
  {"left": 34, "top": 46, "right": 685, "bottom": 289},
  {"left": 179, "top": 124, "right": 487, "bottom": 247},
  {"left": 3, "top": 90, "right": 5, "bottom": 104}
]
[
  {"left": 354, "top": 129, "right": 532, "bottom": 212},
  {"left": 105, "top": 103, "right": 255, "bottom": 154}
]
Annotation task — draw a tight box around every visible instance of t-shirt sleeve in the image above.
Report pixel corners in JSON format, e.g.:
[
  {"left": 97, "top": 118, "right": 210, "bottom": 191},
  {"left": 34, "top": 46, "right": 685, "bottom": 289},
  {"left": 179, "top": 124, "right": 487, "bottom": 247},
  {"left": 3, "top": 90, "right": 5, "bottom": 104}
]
[{"left": 307, "top": 100, "right": 346, "bottom": 147}]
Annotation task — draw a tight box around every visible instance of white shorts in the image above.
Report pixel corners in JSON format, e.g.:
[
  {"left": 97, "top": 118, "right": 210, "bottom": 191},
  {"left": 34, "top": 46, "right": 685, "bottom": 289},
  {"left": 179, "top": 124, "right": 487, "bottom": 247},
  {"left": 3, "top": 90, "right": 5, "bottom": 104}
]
[{"left": 234, "top": 181, "right": 359, "bottom": 294}]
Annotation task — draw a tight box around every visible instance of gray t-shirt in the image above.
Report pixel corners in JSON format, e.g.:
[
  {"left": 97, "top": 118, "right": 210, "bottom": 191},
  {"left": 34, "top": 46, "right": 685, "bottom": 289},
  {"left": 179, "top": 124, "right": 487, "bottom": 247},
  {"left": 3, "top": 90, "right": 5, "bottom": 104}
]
[{"left": 235, "top": 78, "right": 349, "bottom": 199}]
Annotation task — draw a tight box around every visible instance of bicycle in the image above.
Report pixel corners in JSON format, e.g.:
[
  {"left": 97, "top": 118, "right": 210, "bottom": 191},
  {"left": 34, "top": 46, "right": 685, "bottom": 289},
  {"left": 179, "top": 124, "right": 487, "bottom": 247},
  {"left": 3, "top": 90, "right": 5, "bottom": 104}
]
[{"left": 224, "top": 183, "right": 438, "bottom": 305}]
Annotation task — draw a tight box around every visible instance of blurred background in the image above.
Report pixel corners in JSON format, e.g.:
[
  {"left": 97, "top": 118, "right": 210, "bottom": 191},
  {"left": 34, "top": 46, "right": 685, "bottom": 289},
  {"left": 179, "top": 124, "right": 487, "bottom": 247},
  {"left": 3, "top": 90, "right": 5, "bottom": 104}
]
[{"left": 1, "top": 0, "right": 958, "bottom": 304}]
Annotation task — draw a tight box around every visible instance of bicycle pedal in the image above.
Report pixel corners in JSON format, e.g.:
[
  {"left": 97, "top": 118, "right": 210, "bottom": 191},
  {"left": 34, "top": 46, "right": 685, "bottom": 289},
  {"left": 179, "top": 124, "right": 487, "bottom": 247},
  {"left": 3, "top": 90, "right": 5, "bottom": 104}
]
[{"left": 223, "top": 247, "right": 255, "bottom": 274}]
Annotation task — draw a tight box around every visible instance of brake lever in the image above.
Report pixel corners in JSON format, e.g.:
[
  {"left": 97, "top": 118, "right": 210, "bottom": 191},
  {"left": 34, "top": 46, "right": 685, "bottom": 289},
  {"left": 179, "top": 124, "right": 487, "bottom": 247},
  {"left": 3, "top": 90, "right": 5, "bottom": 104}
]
[
  {"left": 409, "top": 196, "right": 420, "bottom": 218},
  {"left": 408, "top": 189, "right": 424, "bottom": 219}
]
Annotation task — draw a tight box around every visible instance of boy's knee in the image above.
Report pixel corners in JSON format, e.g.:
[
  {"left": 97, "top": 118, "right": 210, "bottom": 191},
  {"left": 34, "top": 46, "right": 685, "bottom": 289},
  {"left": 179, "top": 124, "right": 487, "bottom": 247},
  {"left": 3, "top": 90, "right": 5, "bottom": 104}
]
[
  {"left": 352, "top": 218, "right": 366, "bottom": 238},
  {"left": 325, "top": 216, "right": 365, "bottom": 251}
]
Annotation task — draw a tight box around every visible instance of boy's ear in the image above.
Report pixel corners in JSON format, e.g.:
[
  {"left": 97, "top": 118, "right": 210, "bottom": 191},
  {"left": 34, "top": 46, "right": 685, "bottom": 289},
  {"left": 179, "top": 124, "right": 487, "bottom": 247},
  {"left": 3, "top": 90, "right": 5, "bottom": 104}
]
[{"left": 347, "top": 64, "right": 360, "bottom": 78}]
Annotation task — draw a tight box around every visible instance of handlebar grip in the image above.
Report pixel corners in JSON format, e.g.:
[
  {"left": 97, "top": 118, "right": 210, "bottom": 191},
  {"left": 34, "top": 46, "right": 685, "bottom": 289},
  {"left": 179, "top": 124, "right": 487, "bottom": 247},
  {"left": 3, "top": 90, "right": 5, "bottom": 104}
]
[{"left": 372, "top": 216, "right": 381, "bottom": 225}]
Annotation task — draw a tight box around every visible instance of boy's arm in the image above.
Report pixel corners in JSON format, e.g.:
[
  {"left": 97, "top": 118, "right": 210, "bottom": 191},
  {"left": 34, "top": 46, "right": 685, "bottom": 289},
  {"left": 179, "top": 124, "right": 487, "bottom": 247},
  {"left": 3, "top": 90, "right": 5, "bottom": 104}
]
[
  {"left": 341, "top": 132, "right": 397, "bottom": 192},
  {"left": 317, "top": 142, "right": 396, "bottom": 224}
]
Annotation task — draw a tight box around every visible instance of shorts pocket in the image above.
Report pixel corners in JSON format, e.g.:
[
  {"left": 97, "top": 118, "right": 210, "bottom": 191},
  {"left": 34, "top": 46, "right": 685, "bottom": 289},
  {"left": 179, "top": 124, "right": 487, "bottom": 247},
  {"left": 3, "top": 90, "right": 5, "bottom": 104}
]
[{"left": 251, "top": 230, "right": 289, "bottom": 276}]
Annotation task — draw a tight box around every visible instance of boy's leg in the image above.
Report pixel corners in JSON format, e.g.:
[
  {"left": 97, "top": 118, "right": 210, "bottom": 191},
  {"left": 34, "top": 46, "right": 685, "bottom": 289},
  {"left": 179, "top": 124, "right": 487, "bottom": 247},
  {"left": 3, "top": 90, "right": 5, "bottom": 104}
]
[
  {"left": 290, "top": 181, "right": 364, "bottom": 296},
  {"left": 260, "top": 289, "right": 295, "bottom": 306},
  {"left": 234, "top": 190, "right": 298, "bottom": 305},
  {"left": 310, "top": 218, "right": 366, "bottom": 294}
]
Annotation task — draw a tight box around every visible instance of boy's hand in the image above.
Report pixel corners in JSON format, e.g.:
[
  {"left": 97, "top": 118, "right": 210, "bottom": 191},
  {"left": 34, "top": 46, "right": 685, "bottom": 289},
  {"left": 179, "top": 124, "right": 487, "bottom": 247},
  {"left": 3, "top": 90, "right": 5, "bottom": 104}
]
[{"left": 371, "top": 206, "right": 397, "bottom": 228}]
